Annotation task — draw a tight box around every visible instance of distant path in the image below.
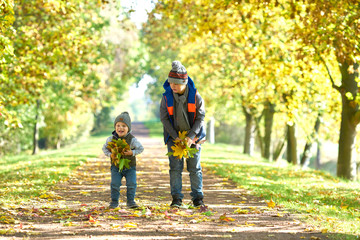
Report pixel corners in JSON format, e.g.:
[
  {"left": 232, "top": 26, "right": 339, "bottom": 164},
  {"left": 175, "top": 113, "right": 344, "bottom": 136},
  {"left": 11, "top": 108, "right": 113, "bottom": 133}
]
[{"left": 1, "top": 122, "right": 327, "bottom": 240}]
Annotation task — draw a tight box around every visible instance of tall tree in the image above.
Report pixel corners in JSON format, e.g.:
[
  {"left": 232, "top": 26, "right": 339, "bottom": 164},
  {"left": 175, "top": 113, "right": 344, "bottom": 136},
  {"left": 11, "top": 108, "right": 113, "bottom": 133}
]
[
  {"left": 287, "top": 0, "right": 360, "bottom": 179},
  {"left": 143, "top": 0, "right": 343, "bottom": 170},
  {"left": 0, "top": 0, "right": 15, "bottom": 124}
]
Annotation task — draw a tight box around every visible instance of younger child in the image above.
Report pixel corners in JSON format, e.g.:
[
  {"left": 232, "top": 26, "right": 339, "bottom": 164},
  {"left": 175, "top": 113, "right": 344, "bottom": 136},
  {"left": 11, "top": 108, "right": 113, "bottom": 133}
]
[{"left": 102, "top": 112, "right": 144, "bottom": 209}]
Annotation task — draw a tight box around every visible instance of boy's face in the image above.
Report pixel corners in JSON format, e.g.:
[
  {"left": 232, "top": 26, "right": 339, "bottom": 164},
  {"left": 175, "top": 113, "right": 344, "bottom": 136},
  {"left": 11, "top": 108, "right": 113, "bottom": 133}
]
[
  {"left": 115, "top": 122, "right": 129, "bottom": 137},
  {"left": 170, "top": 82, "right": 186, "bottom": 94}
]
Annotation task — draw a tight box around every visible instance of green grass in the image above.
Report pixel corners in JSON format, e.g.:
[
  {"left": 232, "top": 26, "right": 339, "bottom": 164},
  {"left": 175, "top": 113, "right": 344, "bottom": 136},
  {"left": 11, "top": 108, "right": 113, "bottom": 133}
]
[
  {"left": 145, "top": 121, "right": 360, "bottom": 239},
  {"left": 144, "top": 120, "right": 163, "bottom": 139},
  {"left": 2, "top": 120, "right": 359, "bottom": 239},
  {"left": 0, "top": 130, "right": 107, "bottom": 205}
]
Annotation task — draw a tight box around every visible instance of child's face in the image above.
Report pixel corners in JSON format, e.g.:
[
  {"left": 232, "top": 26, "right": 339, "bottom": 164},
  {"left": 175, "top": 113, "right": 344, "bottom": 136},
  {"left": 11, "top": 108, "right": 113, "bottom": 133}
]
[
  {"left": 115, "top": 122, "right": 129, "bottom": 137},
  {"left": 170, "top": 82, "right": 186, "bottom": 94}
]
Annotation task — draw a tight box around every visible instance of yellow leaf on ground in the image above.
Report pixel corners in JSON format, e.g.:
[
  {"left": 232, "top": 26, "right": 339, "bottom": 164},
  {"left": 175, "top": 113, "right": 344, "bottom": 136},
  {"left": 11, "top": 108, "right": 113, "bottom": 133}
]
[
  {"left": 267, "top": 199, "right": 276, "bottom": 208},
  {"left": 219, "top": 213, "right": 235, "bottom": 222},
  {"left": 234, "top": 208, "right": 248, "bottom": 214},
  {"left": 245, "top": 221, "right": 255, "bottom": 226},
  {"left": 124, "top": 222, "right": 137, "bottom": 228},
  {"left": 89, "top": 216, "right": 96, "bottom": 223}
]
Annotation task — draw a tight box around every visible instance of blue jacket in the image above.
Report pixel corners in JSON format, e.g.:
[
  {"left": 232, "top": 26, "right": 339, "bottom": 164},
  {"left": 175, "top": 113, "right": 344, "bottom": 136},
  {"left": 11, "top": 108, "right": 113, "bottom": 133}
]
[{"left": 162, "top": 76, "right": 206, "bottom": 144}]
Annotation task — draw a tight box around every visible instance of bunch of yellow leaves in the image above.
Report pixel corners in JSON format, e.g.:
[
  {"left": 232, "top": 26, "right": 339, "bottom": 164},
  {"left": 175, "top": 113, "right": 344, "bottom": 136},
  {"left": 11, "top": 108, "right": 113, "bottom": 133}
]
[
  {"left": 107, "top": 138, "right": 131, "bottom": 171},
  {"left": 167, "top": 131, "right": 199, "bottom": 159}
]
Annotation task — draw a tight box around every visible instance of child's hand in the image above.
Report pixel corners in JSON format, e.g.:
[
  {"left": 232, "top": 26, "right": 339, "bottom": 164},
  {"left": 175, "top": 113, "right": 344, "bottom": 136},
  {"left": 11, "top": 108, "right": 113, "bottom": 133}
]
[
  {"left": 185, "top": 137, "right": 192, "bottom": 147},
  {"left": 123, "top": 149, "right": 133, "bottom": 156}
]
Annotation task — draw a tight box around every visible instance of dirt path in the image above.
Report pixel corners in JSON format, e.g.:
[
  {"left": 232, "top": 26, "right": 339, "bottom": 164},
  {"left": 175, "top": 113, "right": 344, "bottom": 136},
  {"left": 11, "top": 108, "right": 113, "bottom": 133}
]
[{"left": 1, "top": 123, "right": 328, "bottom": 240}]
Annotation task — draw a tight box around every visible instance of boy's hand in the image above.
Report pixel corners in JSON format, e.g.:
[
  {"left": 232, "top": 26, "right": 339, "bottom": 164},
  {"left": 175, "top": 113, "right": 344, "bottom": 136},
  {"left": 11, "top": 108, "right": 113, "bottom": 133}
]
[
  {"left": 123, "top": 149, "right": 133, "bottom": 156},
  {"left": 185, "top": 137, "right": 192, "bottom": 147}
]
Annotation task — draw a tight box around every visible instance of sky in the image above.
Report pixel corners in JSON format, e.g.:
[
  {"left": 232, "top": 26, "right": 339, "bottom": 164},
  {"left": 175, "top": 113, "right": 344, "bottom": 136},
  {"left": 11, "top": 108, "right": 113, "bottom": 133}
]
[
  {"left": 121, "top": 0, "right": 156, "bottom": 95},
  {"left": 120, "top": 0, "right": 155, "bottom": 29},
  {"left": 120, "top": 1, "right": 156, "bottom": 119}
]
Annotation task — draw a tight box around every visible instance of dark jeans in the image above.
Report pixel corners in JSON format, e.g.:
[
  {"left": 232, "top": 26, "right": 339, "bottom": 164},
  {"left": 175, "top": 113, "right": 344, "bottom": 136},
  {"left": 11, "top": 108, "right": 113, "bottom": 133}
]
[
  {"left": 110, "top": 165, "right": 137, "bottom": 205},
  {"left": 167, "top": 139, "right": 204, "bottom": 201}
]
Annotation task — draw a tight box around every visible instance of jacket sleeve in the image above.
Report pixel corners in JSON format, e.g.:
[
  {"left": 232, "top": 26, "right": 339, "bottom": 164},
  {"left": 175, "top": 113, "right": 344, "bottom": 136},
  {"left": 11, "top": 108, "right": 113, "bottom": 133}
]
[
  {"left": 130, "top": 137, "right": 144, "bottom": 156},
  {"left": 160, "top": 95, "right": 178, "bottom": 140},
  {"left": 102, "top": 136, "right": 113, "bottom": 157},
  {"left": 187, "top": 92, "right": 205, "bottom": 140}
]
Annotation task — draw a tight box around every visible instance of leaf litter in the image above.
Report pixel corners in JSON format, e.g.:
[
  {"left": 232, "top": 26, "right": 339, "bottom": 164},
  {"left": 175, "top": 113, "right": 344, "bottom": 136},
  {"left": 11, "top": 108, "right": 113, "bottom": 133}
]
[{"left": 0, "top": 123, "right": 329, "bottom": 239}]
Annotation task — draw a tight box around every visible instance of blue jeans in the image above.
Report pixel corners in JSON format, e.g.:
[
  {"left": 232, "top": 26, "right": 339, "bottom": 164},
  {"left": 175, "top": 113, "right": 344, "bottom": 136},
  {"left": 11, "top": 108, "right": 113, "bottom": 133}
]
[
  {"left": 110, "top": 165, "right": 137, "bottom": 204},
  {"left": 167, "top": 140, "right": 204, "bottom": 201}
]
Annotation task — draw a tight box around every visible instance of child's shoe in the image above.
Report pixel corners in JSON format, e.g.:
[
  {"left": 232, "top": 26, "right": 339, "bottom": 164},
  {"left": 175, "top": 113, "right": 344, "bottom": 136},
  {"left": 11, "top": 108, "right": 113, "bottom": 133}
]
[
  {"left": 193, "top": 198, "right": 204, "bottom": 207},
  {"left": 109, "top": 201, "right": 119, "bottom": 209},
  {"left": 127, "top": 201, "right": 139, "bottom": 209},
  {"left": 170, "top": 198, "right": 182, "bottom": 208}
]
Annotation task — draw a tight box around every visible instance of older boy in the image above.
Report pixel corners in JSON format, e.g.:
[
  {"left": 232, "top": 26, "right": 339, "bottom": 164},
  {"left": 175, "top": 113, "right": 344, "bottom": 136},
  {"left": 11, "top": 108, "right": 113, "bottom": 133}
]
[{"left": 160, "top": 60, "right": 206, "bottom": 208}]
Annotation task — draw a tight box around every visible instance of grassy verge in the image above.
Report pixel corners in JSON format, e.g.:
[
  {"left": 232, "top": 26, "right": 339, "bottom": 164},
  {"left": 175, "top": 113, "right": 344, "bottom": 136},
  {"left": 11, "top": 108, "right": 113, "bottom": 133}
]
[
  {"left": 144, "top": 120, "right": 163, "bottom": 139},
  {"left": 144, "top": 120, "right": 360, "bottom": 239},
  {"left": 0, "top": 130, "right": 108, "bottom": 206}
]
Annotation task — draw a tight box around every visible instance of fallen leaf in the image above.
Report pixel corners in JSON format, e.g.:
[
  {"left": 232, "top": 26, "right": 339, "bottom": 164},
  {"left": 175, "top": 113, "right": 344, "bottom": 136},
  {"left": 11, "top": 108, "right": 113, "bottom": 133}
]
[
  {"left": 124, "top": 222, "right": 137, "bottom": 228},
  {"left": 88, "top": 216, "right": 96, "bottom": 223},
  {"left": 267, "top": 199, "right": 276, "bottom": 208},
  {"left": 234, "top": 208, "right": 249, "bottom": 214},
  {"left": 245, "top": 221, "right": 255, "bottom": 226},
  {"left": 219, "top": 213, "right": 235, "bottom": 222},
  {"left": 199, "top": 205, "right": 208, "bottom": 212}
]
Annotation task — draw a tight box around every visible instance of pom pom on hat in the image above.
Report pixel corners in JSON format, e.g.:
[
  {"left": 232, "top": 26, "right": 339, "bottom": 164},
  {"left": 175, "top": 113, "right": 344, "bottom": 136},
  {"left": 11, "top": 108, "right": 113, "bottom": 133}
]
[{"left": 168, "top": 60, "right": 188, "bottom": 85}]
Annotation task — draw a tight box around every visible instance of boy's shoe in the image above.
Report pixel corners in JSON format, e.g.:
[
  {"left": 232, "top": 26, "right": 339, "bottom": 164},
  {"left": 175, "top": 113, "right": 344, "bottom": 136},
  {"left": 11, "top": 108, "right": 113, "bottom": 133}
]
[
  {"left": 170, "top": 198, "right": 183, "bottom": 208},
  {"left": 193, "top": 198, "right": 205, "bottom": 207},
  {"left": 109, "top": 201, "right": 119, "bottom": 209},
  {"left": 127, "top": 202, "right": 139, "bottom": 209}
]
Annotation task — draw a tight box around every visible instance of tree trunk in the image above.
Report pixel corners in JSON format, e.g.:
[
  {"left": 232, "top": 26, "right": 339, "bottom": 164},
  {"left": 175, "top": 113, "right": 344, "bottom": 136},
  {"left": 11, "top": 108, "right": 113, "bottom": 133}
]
[
  {"left": 273, "top": 127, "right": 287, "bottom": 162},
  {"left": 32, "top": 100, "right": 40, "bottom": 155},
  {"left": 300, "top": 114, "right": 321, "bottom": 168},
  {"left": 208, "top": 117, "right": 215, "bottom": 144},
  {"left": 337, "top": 62, "right": 358, "bottom": 180},
  {"left": 287, "top": 123, "right": 298, "bottom": 165},
  {"left": 254, "top": 115, "right": 264, "bottom": 157},
  {"left": 56, "top": 138, "right": 61, "bottom": 149},
  {"left": 243, "top": 107, "right": 255, "bottom": 156},
  {"left": 315, "top": 142, "right": 321, "bottom": 169},
  {"left": 264, "top": 102, "right": 275, "bottom": 161}
]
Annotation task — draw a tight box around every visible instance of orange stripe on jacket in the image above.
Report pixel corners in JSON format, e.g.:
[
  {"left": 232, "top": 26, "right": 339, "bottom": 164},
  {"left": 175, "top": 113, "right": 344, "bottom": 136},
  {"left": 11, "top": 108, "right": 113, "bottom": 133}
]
[
  {"left": 164, "top": 95, "right": 174, "bottom": 115},
  {"left": 167, "top": 106, "right": 174, "bottom": 115},
  {"left": 188, "top": 103, "right": 196, "bottom": 113}
]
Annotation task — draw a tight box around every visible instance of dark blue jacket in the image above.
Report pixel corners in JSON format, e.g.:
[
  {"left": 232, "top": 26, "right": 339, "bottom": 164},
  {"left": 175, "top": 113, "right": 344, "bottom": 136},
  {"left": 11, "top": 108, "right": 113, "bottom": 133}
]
[{"left": 162, "top": 77, "right": 206, "bottom": 144}]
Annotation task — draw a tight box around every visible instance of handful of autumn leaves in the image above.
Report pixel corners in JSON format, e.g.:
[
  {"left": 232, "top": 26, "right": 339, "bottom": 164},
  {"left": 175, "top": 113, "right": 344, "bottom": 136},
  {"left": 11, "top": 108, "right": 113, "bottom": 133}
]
[
  {"left": 167, "top": 131, "right": 199, "bottom": 160},
  {"left": 107, "top": 138, "right": 131, "bottom": 171}
]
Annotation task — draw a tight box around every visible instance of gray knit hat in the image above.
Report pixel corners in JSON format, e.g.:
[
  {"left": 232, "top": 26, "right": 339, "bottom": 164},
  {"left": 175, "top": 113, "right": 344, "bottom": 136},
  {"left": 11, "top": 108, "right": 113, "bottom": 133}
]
[
  {"left": 168, "top": 60, "right": 188, "bottom": 85},
  {"left": 114, "top": 112, "right": 131, "bottom": 132}
]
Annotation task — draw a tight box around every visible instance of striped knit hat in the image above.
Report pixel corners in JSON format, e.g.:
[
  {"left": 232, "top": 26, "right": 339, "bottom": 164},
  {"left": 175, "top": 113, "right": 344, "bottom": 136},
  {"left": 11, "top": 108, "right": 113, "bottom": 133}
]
[{"left": 168, "top": 60, "right": 188, "bottom": 85}]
